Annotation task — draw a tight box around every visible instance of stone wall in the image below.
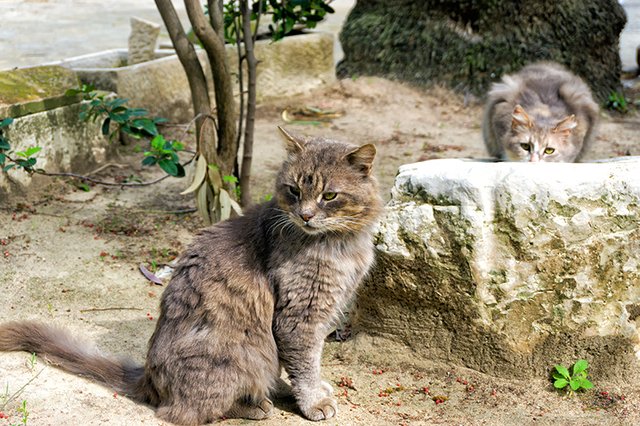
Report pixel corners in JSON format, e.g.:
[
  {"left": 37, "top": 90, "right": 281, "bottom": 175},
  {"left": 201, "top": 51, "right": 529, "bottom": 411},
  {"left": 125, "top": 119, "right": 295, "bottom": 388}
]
[
  {"left": 355, "top": 158, "right": 640, "bottom": 379},
  {"left": 337, "top": 0, "right": 626, "bottom": 101},
  {"left": 0, "top": 66, "right": 109, "bottom": 198},
  {"left": 63, "top": 32, "right": 336, "bottom": 123}
]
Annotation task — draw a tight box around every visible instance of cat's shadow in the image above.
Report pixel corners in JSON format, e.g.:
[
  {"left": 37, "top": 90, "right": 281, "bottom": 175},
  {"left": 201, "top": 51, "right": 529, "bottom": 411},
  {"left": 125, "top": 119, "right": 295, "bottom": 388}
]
[
  {"left": 270, "top": 377, "right": 305, "bottom": 417},
  {"left": 271, "top": 393, "right": 300, "bottom": 417}
]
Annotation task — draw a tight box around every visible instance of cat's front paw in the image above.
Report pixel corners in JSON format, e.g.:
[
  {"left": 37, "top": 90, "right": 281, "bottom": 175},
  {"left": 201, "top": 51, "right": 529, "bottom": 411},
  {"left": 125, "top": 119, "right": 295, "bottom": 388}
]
[{"left": 301, "top": 396, "right": 338, "bottom": 421}]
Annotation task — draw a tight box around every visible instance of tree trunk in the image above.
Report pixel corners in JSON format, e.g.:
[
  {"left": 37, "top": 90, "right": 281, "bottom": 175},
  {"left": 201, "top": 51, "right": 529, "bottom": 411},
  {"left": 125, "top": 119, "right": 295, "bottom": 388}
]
[
  {"left": 154, "top": 0, "right": 218, "bottom": 168},
  {"left": 184, "top": 0, "right": 237, "bottom": 180}
]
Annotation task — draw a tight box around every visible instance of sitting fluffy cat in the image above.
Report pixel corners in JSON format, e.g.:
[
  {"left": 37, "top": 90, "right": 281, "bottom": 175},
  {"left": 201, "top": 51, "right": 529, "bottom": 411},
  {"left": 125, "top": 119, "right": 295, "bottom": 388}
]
[
  {"left": 0, "top": 127, "right": 383, "bottom": 425},
  {"left": 482, "top": 62, "right": 599, "bottom": 162}
]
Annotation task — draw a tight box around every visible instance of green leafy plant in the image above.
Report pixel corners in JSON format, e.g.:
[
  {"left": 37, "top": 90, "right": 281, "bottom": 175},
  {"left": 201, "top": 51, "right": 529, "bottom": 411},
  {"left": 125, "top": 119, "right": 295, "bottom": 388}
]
[
  {"left": 553, "top": 359, "right": 594, "bottom": 395},
  {"left": 259, "top": 0, "right": 334, "bottom": 41},
  {"left": 605, "top": 91, "right": 628, "bottom": 113},
  {"left": 65, "top": 84, "right": 166, "bottom": 141},
  {"left": 222, "top": 174, "right": 241, "bottom": 199},
  {"left": 1, "top": 354, "right": 42, "bottom": 426},
  {"left": 0, "top": 118, "right": 41, "bottom": 174},
  {"left": 13, "top": 400, "right": 28, "bottom": 426},
  {"left": 142, "top": 135, "right": 186, "bottom": 177},
  {"left": 222, "top": 0, "right": 335, "bottom": 43},
  {"left": 66, "top": 84, "right": 186, "bottom": 180}
]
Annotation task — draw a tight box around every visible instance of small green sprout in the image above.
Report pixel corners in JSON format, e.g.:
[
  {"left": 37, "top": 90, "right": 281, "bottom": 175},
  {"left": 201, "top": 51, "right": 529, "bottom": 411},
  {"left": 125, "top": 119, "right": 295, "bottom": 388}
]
[{"left": 553, "top": 359, "right": 594, "bottom": 395}]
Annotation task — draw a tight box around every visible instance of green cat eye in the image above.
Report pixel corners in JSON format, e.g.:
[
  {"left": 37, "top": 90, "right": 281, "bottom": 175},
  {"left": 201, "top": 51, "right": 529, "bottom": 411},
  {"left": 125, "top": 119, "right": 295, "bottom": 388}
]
[
  {"left": 322, "top": 192, "right": 337, "bottom": 201},
  {"left": 520, "top": 143, "right": 531, "bottom": 152},
  {"left": 544, "top": 147, "right": 555, "bottom": 155},
  {"left": 288, "top": 186, "right": 301, "bottom": 197}
]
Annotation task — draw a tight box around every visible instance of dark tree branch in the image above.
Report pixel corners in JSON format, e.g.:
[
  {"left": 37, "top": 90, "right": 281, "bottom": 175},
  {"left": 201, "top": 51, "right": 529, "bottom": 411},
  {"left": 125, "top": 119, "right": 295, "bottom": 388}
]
[
  {"left": 253, "top": 0, "right": 263, "bottom": 44},
  {"left": 28, "top": 151, "right": 196, "bottom": 188},
  {"left": 240, "top": 0, "right": 258, "bottom": 206},
  {"left": 234, "top": 10, "right": 245, "bottom": 154}
]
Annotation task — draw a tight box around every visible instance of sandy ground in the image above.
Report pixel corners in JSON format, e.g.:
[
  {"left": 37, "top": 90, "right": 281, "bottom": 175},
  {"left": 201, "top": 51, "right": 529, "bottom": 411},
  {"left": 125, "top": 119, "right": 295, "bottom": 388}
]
[{"left": 1, "top": 78, "right": 640, "bottom": 426}]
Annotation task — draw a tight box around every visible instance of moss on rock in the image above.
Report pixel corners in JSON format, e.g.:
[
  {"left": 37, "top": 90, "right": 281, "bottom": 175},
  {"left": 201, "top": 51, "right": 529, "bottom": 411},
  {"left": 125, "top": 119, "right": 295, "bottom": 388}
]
[
  {"left": 337, "top": 0, "right": 626, "bottom": 102},
  {"left": 0, "top": 66, "right": 82, "bottom": 118}
]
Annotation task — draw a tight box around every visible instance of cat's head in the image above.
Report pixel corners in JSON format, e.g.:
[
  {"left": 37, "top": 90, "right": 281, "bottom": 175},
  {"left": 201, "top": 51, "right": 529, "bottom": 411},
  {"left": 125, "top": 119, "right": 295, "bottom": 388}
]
[
  {"left": 274, "top": 127, "right": 383, "bottom": 236},
  {"left": 504, "top": 105, "right": 580, "bottom": 162}
]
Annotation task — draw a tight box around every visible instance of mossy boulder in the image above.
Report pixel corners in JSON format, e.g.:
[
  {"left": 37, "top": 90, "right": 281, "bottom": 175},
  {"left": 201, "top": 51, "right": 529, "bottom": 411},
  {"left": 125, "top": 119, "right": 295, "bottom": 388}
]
[{"left": 337, "top": 0, "right": 626, "bottom": 102}]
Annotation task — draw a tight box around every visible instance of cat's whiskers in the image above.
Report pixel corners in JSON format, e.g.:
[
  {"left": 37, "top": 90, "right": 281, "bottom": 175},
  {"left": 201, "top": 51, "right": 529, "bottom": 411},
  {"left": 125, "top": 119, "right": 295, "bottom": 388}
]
[{"left": 266, "top": 212, "right": 298, "bottom": 238}]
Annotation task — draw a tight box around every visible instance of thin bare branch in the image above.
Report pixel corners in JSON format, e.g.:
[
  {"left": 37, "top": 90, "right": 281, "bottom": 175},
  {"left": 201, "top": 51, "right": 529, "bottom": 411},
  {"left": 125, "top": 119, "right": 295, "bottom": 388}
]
[
  {"left": 240, "top": 0, "right": 258, "bottom": 206},
  {"left": 253, "top": 0, "right": 263, "bottom": 43},
  {"left": 28, "top": 152, "right": 197, "bottom": 188},
  {"left": 235, "top": 9, "right": 245, "bottom": 151}
]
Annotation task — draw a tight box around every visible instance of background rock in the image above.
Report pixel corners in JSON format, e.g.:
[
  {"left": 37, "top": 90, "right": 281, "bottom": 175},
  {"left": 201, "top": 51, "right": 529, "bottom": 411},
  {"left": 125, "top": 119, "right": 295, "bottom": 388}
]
[
  {"left": 128, "top": 17, "right": 161, "bottom": 65},
  {"left": 0, "top": 102, "right": 110, "bottom": 198},
  {"left": 337, "top": 0, "right": 626, "bottom": 101},
  {"left": 355, "top": 158, "right": 640, "bottom": 380}
]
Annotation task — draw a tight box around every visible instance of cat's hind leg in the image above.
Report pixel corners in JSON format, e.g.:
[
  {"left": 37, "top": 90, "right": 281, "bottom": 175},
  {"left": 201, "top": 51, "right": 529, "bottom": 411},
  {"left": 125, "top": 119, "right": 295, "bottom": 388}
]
[
  {"left": 152, "top": 361, "right": 239, "bottom": 424},
  {"left": 156, "top": 398, "right": 226, "bottom": 426},
  {"left": 226, "top": 396, "right": 274, "bottom": 420}
]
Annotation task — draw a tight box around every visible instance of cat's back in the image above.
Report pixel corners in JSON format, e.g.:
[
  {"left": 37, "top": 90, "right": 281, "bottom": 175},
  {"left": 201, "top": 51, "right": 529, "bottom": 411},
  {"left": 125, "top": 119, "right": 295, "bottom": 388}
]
[
  {"left": 511, "top": 62, "right": 596, "bottom": 113},
  {"left": 488, "top": 62, "right": 585, "bottom": 109},
  {"left": 182, "top": 203, "right": 273, "bottom": 269},
  {"left": 156, "top": 202, "right": 279, "bottom": 323}
]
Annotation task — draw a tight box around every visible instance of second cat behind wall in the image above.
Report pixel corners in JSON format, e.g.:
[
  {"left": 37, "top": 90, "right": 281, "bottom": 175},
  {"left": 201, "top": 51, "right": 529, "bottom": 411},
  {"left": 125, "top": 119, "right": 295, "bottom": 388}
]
[{"left": 483, "top": 62, "right": 599, "bottom": 162}]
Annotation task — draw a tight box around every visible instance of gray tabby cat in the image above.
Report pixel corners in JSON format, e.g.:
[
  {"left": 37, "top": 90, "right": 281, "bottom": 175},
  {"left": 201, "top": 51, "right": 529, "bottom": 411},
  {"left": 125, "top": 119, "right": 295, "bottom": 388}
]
[
  {"left": 483, "top": 62, "right": 599, "bottom": 162},
  {"left": 0, "top": 128, "right": 383, "bottom": 425}
]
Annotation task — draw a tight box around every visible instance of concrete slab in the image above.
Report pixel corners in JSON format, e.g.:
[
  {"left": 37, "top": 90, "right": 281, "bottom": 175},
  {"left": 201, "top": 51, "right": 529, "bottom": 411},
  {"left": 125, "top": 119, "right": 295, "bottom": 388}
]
[
  {"left": 0, "top": 0, "right": 356, "bottom": 71},
  {"left": 620, "top": 0, "right": 640, "bottom": 70}
]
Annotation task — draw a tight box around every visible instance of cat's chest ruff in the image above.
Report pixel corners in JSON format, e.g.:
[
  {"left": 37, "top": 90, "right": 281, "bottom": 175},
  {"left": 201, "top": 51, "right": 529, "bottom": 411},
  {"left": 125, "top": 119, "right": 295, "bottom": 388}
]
[{"left": 273, "top": 233, "right": 374, "bottom": 290}]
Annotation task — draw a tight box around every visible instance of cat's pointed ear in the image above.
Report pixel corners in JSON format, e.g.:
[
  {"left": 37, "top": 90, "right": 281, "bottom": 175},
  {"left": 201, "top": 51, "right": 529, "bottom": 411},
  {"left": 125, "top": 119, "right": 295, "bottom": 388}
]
[
  {"left": 511, "top": 105, "right": 533, "bottom": 131},
  {"left": 552, "top": 114, "right": 577, "bottom": 136},
  {"left": 277, "top": 126, "right": 305, "bottom": 154},
  {"left": 345, "top": 144, "right": 376, "bottom": 176}
]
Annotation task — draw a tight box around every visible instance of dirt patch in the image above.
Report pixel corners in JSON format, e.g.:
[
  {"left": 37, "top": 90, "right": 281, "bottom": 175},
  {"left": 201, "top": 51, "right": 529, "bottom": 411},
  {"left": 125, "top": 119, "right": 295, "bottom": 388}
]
[{"left": 1, "top": 78, "right": 639, "bottom": 425}]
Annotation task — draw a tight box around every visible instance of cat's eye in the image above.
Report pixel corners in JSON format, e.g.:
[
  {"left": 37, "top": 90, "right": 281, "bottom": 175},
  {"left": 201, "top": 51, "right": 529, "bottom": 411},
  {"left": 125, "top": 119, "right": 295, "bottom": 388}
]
[
  {"left": 322, "top": 192, "right": 337, "bottom": 201},
  {"left": 520, "top": 143, "right": 531, "bottom": 152},
  {"left": 544, "top": 147, "right": 555, "bottom": 155},
  {"left": 288, "top": 186, "right": 301, "bottom": 198}
]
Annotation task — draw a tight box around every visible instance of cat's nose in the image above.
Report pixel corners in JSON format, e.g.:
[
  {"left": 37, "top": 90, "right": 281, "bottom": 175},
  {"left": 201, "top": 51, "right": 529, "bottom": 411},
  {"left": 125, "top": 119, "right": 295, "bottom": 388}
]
[{"left": 300, "top": 212, "right": 315, "bottom": 222}]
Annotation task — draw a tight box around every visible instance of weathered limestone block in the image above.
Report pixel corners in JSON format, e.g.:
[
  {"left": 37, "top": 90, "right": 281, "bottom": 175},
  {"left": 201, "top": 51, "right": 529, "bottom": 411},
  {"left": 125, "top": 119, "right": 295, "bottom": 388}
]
[
  {"left": 60, "top": 49, "right": 197, "bottom": 123},
  {"left": 356, "top": 158, "right": 640, "bottom": 379},
  {"left": 0, "top": 65, "right": 110, "bottom": 198},
  {"left": 229, "top": 31, "right": 336, "bottom": 103},
  {"left": 0, "top": 102, "right": 109, "bottom": 198},
  {"left": 62, "top": 31, "right": 335, "bottom": 123},
  {"left": 128, "top": 17, "right": 161, "bottom": 65}
]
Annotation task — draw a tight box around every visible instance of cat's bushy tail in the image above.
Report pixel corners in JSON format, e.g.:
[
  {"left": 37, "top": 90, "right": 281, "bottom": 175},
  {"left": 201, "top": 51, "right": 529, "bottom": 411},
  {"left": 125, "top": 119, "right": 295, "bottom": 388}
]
[{"left": 0, "top": 321, "right": 156, "bottom": 404}]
